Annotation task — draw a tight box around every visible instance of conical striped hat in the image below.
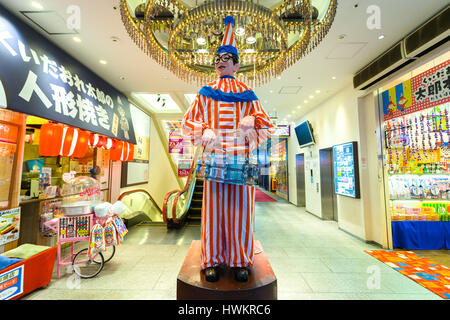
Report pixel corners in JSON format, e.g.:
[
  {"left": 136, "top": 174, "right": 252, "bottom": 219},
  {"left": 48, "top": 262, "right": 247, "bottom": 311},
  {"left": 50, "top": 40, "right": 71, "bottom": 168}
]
[{"left": 217, "top": 16, "right": 239, "bottom": 58}]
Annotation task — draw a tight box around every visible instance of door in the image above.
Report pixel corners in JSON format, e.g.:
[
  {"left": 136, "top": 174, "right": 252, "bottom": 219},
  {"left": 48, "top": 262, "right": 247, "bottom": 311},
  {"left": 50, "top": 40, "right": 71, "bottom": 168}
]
[
  {"left": 295, "top": 154, "right": 305, "bottom": 207},
  {"left": 319, "top": 148, "right": 337, "bottom": 221}
]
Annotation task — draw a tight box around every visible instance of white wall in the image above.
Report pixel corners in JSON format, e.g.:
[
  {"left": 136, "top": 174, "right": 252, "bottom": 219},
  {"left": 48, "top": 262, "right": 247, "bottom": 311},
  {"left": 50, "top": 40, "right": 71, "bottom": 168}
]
[
  {"left": 118, "top": 116, "right": 180, "bottom": 209},
  {"left": 288, "top": 81, "right": 383, "bottom": 243}
]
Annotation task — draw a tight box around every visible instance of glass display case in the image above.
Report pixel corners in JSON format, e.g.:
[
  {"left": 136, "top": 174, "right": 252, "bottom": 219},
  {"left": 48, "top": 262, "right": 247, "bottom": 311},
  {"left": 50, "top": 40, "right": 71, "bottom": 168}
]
[{"left": 61, "top": 176, "right": 101, "bottom": 216}]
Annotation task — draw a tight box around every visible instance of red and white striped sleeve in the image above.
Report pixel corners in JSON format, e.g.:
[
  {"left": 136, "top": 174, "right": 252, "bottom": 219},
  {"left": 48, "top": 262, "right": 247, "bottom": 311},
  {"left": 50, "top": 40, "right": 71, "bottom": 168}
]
[
  {"left": 182, "top": 94, "right": 209, "bottom": 145},
  {"left": 246, "top": 100, "right": 274, "bottom": 150}
]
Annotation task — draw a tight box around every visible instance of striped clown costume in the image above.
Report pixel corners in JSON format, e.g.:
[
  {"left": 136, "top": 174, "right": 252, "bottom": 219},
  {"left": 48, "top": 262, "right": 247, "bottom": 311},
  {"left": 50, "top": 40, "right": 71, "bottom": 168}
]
[{"left": 182, "top": 16, "right": 274, "bottom": 270}]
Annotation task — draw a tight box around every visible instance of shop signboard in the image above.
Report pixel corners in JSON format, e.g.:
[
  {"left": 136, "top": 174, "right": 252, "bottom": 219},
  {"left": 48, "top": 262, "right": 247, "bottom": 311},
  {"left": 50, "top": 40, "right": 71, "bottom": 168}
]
[
  {"left": 178, "top": 159, "right": 191, "bottom": 177},
  {"left": 169, "top": 131, "right": 183, "bottom": 154},
  {"left": 0, "top": 5, "right": 136, "bottom": 144},
  {"left": 0, "top": 207, "right": 20, "bottom": 245},
  {"left": 0, "top": 265, "right": 24, "bottom": 300},
  {"left": 332, "top": 142, "right": 360, "bottom": 198},
  {"left": 272, "top": 124, "right": 290, "bottom": 137},
  {"left": 382, "top": 59, "right": 450, "bottom": 121}
]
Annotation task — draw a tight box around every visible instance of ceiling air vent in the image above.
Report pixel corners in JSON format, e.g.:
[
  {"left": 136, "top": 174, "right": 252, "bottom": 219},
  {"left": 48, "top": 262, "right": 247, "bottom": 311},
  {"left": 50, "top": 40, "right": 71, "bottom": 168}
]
[
  {"left": 404, "top": 5, "right": 450, "bottom": 58},
  {"left": 353, "top": 5, "right": 449, "bottom": 91}
]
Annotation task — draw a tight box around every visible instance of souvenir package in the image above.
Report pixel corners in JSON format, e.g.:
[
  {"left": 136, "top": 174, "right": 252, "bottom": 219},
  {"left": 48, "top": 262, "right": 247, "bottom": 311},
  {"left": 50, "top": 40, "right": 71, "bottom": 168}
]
[
  {"left": 111, "top": 214, "right": 128, "bottom": 239},
  {"left": 104, "top": 220, "right": 119, "bottom": 247},
  {"left": 88, "top": 223, "right": 105, "bottom": 255}
]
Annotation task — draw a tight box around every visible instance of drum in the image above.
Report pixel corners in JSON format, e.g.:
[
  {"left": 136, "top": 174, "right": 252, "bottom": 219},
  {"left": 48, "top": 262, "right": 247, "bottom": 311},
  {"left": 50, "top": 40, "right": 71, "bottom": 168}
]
[{"left": 196, "top": 152, "right": 259, "bottom": 186}]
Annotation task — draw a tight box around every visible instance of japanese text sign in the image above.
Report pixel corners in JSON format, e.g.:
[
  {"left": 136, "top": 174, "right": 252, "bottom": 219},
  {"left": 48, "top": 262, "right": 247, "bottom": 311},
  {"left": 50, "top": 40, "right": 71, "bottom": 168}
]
[
  {"left": 382, "top": 59, "right": 450, "bottom": 121},
  {"left": 0, "top": 5, "right": 136, "bottom": 144}
]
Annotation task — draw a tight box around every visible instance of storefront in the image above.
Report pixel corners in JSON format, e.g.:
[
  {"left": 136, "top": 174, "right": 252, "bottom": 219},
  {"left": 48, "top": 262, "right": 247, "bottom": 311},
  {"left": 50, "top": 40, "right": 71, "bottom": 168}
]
[
  {"left": 0, "top": 6, "right": 137, "bottom": 251},
  {"left": 377, "top": 53, "right": 450, "bottom": 250}
]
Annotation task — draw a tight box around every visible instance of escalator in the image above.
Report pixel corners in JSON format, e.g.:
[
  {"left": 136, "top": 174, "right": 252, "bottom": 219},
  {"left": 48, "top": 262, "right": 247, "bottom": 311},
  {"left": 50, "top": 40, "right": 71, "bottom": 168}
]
[
  {"left": 162, "top": 147, "right": 203, "bottom": 229},
  {"left": 117, "top": 189, "right": 164, "bottom": 227}
]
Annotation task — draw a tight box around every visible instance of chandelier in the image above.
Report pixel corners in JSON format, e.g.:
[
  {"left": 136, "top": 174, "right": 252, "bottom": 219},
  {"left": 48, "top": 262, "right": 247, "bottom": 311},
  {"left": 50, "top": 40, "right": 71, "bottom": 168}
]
[{"left": 120, "top": 0, "right": 337, "bottom": 87}]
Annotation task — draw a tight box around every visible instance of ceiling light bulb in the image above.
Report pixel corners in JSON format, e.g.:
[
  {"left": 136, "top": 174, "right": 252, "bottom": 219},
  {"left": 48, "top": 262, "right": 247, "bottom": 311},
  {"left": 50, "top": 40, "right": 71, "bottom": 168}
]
[
  {"left": 196, "top": 37, "right": 206, "bottom": 45},
  {"left": 309, "top": 95, "right": 314, "bottom": 99},
  {"left": 304, "top": 100, "right": 308, "bottom": 103},
  {"left": 378, "top": 35, "right": 385, "bottom": 40},
  {"left": 315, "top": 90, "right": 320, "bottom": 93},
  {"left": 73, "top": 36, "right": 81, "bottom": 43},
  {"left": 236, "top": 27, "right": 245, "bottom": 36},
  {"left": 269, "top": 90, "right": 273, "bottom": 93},
  {"left": 99, "top": 60, "right": 107, "bottom": 65},
  {"left": 332, "top": 76, "right": 336, "bottom": 80},
  {"left": 246, "top": 36, "right": 256, "bottom": 44},
  {"left": 31, "top": 1, "right": 43, "bottom": 9},
  {"left": 297, "top": 105, "right": 301, "bottom": 109}
]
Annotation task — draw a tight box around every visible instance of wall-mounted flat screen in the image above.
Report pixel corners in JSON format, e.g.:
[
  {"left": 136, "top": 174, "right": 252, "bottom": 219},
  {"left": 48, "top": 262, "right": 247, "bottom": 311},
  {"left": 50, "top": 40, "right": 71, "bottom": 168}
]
[
  {"left": 294, "top": 121, "right": 315, "bottom": 148},
  {"left": 332, "top": 141, "right": 360, "bottom": 198}
]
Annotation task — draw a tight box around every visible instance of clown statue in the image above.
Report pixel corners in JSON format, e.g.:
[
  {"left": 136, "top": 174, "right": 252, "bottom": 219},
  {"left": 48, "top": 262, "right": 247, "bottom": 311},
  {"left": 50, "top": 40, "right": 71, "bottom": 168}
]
[{"left": 182, "top": 16, "right": 274, "bottom": 283}]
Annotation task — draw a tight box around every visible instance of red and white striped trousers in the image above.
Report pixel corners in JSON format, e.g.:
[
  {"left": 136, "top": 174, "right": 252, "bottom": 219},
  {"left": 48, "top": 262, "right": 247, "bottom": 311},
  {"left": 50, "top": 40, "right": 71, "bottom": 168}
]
[{"left": 200, "top": 180, "right": 256, "bottom": 269}]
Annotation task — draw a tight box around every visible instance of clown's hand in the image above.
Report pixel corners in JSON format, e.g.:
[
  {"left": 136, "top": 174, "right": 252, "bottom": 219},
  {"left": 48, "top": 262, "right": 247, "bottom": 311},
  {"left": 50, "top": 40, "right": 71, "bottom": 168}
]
[
  {"left": 238, "top": 116, "right": 255, "bottom": 134},
  {"left": 201, "top": 128, "right": 216, "bottom": 147}
]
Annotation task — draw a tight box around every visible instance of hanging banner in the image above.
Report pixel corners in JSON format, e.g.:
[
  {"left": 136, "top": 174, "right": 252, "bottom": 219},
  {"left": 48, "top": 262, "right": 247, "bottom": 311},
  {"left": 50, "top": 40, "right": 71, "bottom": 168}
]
[
  {"left": 382, "top": 59, "right": 450, "bottom": 121},
  {"left": 178, "top": 159, "right": 191, "bottom": 177},
  {"left": 0, "top": 5, "right": 136, "bottom": 144},
  {"left": 169, "top": 131, "right": 183, "bottom": 154}
]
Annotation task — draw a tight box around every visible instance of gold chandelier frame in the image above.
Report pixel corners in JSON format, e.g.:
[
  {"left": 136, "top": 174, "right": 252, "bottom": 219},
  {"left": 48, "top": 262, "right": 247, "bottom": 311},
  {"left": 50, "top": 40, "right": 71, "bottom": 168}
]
[{"left": 120, "top": 0, "right": 337, "bottom": 87}]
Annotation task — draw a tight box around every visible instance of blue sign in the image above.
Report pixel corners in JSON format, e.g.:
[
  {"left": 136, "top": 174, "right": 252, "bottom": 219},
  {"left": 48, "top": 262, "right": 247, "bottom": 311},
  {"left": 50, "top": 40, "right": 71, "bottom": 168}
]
[
  {"left": 0, "top": 5, "right": 136, "bottom": 144},
  {"left": 0, "top": 265, "right": 24, "bottom": 300},
  {"left": 333, "top": 142, "right": 360, "bottom": 198}
]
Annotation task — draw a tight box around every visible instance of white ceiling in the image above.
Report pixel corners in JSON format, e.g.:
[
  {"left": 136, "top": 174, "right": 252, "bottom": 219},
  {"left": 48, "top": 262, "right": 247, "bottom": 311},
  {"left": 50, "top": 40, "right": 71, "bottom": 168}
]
[{"left": 0, "top": 0, "right": 447, "bottom": 122}]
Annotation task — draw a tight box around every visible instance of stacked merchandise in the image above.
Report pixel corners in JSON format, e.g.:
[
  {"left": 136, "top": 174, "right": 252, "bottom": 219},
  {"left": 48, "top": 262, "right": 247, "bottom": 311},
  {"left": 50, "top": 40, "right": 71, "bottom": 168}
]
[{"left": 386, "top": 104, "right": 450, "bottom": 223}]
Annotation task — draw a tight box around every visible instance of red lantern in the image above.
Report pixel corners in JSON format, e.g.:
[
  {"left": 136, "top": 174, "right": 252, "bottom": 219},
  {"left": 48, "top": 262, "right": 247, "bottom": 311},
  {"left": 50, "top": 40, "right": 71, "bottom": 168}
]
[
  {"left": 126, "top": 143, "right": 134, "bottom": 162},
  {"left": 39, "top": 123, "right": 63, "bottom": 156},
  {"left": 89, "top": 133, "right": 100, "bottom": 147},
  {"left": 60, "top": 126, "right": 88, "bottom": 158},
  {"left": 104, "top": 138, "right": 114, "bottom": 150},
  {"left": 96, "top": 136, "right": 107, "bottom": 149},
  {"left": 110, "top": 139, "right": 124, "bottom": 161},
  {"left": 72, "top": 130, "right": 89, "bottom": 158}
]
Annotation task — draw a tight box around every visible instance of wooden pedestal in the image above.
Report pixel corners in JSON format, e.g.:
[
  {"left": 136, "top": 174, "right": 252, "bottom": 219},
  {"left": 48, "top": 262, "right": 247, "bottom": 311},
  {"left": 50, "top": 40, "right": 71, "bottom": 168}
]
[{"left": 177, "top": 240, "right": 277, "bottom": 300}]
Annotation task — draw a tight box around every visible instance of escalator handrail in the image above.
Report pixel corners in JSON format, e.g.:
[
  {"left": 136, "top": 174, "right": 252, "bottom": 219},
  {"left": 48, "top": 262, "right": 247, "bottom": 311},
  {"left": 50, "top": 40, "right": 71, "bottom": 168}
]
[
  {"left": 167, "top": 147, "right": 202, "bottom": 224},
  {"left": 162, "top": 189, "right": 179, "bottom": 223},
  {"left": 117, "top": 188, "right": 163, "bottom": 214}
]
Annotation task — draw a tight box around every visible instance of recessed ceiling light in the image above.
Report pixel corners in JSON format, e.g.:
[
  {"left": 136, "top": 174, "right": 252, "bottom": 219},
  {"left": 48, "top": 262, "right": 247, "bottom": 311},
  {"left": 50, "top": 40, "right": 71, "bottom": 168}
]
[
  {"left": 378, "top": 35, "right": 385, "bottom": 40},
  {"left": 304, "top": 100, "right": 308, "bottom": 103},
  {"left": 31, "top": 1, "right": 43, "bottom": 9},
  {"left": 297, "top": 105, "right": 301, "bottom": 109},
  {"left": 196, "top": 37, "right": 206, "bottom": 45},
  {"left": 287, "top": 114, "right": 291, "bottom": 118},
  {"left": 332, "top": 76, "right": 336, "bottom": 80},
  {"left": 73, "top": 36, "right": 81, "bottom": 43},
  {"left": 292, "top": 110, "right": 296, "bottom": 114},
  {"left": 246, "top": 36, "right": 256, "bottom": 44},
  {"left": 277, "top": 76, "right": 281, "bottom": 80},
  {"left": 315, "top": 90, "right": 320, "bottom": 93},
  {"left": 99, "top": 60, "right": 107, "bottom": 65},
  {"left": 309, "top": 95, "right": 314, "bottom": 99},
  {"left": 120, "top": 76, "right": 125, "bottom": 80},
  {"left": 269, "top": 90, "right": 273, "bottom": 93},
  {"left": 235, "top": 27, "right": 245, "bottom": 36}
]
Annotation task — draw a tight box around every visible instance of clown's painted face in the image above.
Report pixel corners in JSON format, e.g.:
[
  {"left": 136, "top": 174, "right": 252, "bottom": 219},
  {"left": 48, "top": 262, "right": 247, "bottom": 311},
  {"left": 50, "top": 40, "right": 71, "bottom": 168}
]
[{"left": 214, "top": 53, "right": 240, "bottom": 78}]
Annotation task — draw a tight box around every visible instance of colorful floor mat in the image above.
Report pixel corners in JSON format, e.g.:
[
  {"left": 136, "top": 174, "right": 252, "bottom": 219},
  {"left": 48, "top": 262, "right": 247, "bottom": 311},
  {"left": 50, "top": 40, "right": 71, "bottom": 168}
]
[{"left": 365, "top": 249, "right": 450, "bottom": 299}]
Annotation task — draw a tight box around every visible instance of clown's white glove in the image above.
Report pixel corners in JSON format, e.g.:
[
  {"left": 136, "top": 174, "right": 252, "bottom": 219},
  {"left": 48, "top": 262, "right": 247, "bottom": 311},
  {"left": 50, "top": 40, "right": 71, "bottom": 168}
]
[
  {"left": 202, "top": 128, "right": 216, "bottom": 146},
  {"left": 238, "top": 116, "right": 255, "bottom": 134}
]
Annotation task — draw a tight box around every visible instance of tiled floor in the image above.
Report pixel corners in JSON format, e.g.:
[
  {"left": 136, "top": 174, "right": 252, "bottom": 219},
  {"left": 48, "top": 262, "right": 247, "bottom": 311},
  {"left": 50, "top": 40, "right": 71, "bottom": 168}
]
[{"left": 22, "top": 195, "right": 445, "bottom": 300}]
